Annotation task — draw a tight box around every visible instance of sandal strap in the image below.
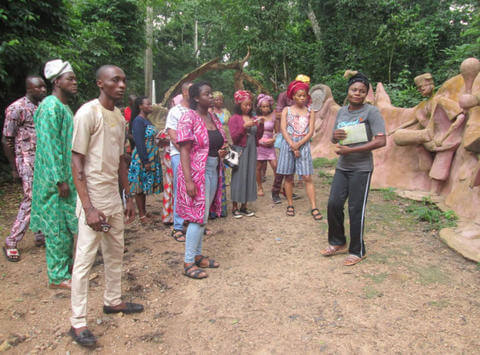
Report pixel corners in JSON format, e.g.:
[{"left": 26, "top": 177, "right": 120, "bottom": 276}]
[
  {"left": 184, "top": 264, "right": 196, "bottom": 273},
  {"left": 195, "top": 255, "right": 207, "bottom": 266}
]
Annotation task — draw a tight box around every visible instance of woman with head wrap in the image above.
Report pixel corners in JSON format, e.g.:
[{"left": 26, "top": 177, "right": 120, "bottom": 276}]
[
  {"left": 209, "top": 91, "right": 231, "bottom": 218},
  {"left": 320, "top": 71, "right": 386, "bottom": 266},
  {"left": 227, "top": 90, "right": 264, "bottom": 218},
  {"left": 255, "top": 94, "right": 277, "bottom": 196},
  {"left": 277, "top": 80, "right": 320, "bottom": 220}
]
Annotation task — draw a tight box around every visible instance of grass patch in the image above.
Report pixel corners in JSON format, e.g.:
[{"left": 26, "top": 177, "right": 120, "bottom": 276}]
[
  {"left": 313, "top": 157, "right": 337, "bottom": 169},
  {"left": 410, "top": 265, "right": 449, "bottom": 285},
  {"left": 364, "top": 285, "right": 383, "bottom": 299},
  {"left": 405, "top": 197, "right": 457, "bottom": 231},
  {"left": 372, "top": 187, "right": 397, "bottom": 201},
  {"left": 364, "top": 272, "right": 388, "bottom": 284},
  {"left": 317, "top": 170, "right": 333, "bottom": 184},
  {"left": 427, "top": 300, "right": 450, "bottom": 308}
]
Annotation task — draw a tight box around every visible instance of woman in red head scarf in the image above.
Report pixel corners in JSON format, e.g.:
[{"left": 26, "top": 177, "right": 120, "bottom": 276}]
[
  {"left": 227, "top": 90, "right": 264, "bottom": 218},
  {"left": 277, "top": 80, "right": 321, "bottom": 220}
]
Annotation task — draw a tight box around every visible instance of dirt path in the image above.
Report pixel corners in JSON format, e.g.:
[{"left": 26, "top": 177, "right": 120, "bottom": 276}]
[{"left": 0, "top": 169, "right": 479, "bottom": 354}]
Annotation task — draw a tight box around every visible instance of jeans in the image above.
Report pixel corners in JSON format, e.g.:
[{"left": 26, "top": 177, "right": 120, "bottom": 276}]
[
  {"left": 327, "top": 169, "right": 372, "bottom": 257},
  {"left": 184, "top": 157, "right": 218, "bottom": 263},
  {"left": 171, "top": 154, "right": 185, "bottom": 231}
]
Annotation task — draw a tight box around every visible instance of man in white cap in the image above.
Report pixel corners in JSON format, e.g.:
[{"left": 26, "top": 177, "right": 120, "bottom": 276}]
[
  {"left": 69, "top": 65, "right": 140, "bottom": 348},
  {"left": 30, "top": 59, "right": 78, "bottom": 289}
]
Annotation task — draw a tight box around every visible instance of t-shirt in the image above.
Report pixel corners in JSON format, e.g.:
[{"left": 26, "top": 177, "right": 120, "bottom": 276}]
[
  {"left": 165, "top": 104, "right": 190, "bottom": 156},
  {"left": 72, "top": 99, "right": 126, "bottom": 216},
  {"left": 333, "top": 104, "right": 385, "bottom": 172}
]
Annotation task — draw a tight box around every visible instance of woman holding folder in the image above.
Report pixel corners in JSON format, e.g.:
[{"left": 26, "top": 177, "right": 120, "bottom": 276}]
[{"left": 320, "top": 71, "right": 386, "bottom": 266}]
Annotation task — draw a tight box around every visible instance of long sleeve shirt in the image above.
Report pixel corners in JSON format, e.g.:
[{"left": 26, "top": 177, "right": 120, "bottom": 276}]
[{"left": 228, "top": 114, "right": 264, "bottom": 147}]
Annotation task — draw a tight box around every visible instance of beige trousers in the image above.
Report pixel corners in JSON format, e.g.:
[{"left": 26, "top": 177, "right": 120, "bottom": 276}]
[{"left": 70, "top": 211, "right": 124, "bottom": 328}]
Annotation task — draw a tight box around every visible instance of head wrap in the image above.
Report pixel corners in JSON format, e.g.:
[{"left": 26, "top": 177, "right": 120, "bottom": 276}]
[
  {"left": 256, "top": 93, "right": 274, "bottom": 108},
  {"left": 234, "top": 90, "right": 252, "bottom": 104},
  {"left": 287, "top": 80, "right": 310, "bottom": 100},
  {"left": 44, "top": 59, "right": 74, "bottom": 82},
  {"left": 212, "top": 91, "right": 224, "bottom": 99},
  {"left": 346, "top": 71, "right": 370, "bottom": 90},
  {"left": 295, "top": 74, "right": 311, "bottom": 84}
]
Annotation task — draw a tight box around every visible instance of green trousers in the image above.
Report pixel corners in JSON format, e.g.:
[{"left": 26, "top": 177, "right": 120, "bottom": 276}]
[{"left": 45, "top": 228, "right": 74, "bottom": 284}]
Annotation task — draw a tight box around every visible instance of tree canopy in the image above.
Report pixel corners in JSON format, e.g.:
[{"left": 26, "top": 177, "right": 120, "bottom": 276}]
[{"left": 0, "top": 0, "right": 478, "bottom": 124}]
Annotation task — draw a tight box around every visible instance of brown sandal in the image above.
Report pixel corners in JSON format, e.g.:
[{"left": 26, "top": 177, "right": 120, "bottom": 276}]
[
  {"left": 286, "top": 205, "right": 295, "bottom": 217},
  {"left": 311, "top": 208, "right": 323, "bottom": 221},
  {"left": 320, "top": 244, "right": 348, "bottom": 257},
  {"left": 343, "top": 254, "right": 366, "bottom": 266}
]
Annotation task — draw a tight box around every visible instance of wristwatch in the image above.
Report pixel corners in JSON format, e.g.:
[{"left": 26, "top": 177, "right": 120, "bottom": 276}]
[{"left": 123, "top": 191, "right": 132, "bottom": 200}]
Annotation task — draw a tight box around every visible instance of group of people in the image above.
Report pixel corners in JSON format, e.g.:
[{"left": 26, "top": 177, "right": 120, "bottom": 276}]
[{"left": 1, "top": 58, "right": 385, "bottom": 348}]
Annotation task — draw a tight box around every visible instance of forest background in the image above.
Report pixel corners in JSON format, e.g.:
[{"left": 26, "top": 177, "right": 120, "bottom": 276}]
[{"left": 0, "top": 0, "right": 479, "bottom": 164}]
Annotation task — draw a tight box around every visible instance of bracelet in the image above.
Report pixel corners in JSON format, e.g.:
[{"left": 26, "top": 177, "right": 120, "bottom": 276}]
[{"left": 124, "top": 192, "right": 132, "bottom": 200}]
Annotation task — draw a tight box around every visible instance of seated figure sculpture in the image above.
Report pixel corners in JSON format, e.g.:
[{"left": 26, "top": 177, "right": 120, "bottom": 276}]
[{"left": 389, "top": 73, "right": 465, "bottom": 193}]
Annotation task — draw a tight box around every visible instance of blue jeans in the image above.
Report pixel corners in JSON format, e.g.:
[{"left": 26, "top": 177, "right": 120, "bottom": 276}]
[
  {"left": 184, "top": 157, "right": 218, "bottom": 263},
  {"left": 171, "top": 154, "right": 185, "bottom": 231}
]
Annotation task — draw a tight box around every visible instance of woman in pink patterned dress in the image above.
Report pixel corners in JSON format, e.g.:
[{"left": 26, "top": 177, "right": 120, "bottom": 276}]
[
  {"left": 176, "top": 82, "right": 227, "bottom": 279},
  {"left": 255, "top": 94, "right": 277, "bottom": 196}
]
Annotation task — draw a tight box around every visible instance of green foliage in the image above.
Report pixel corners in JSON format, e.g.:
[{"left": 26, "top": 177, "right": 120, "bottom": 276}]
[
  {"left": 405, "top": 198, "right": 458, "bottom": 231},
  {"left": 312, "top": 157, "right": 338, "bottom": 169},
  {"left": 382, "top": 66, "right": 423, "bottom": 107},
  {"left": 317, "top": 170, "right": 333, "bottom": 184},
  {"left": 373, "top": 187, "right": 397, "bottom": 201}
]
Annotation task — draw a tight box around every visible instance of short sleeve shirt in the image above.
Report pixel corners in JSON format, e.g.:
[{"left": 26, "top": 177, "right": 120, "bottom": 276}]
[
  {"left": 165, "top": 104, "right": 190, "bottom": 156},
  {"left": 72, "top": 99, "right": 126, "bottom": 216},
  {"left": 333, "top": 104, "right": 385, "bottom": 171},
  {"left": 2, "top": 96, "right": 38, "bottom": 157}
]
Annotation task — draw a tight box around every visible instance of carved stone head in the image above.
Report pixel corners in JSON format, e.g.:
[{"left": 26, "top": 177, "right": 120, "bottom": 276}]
[{"left": 414, "top": 73, "right": 434, "bottom": 98}]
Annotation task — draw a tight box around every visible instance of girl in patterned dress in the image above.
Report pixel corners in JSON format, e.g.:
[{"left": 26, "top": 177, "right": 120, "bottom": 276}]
[
  {"left": 128, "top": 97, "right": 163, "bottom": 224},
  {"left": 276, "top": 80, "right": 321, "bottom": 220},
  {"left": 255, "top": 94, "right": 277, "bottom": 197}
]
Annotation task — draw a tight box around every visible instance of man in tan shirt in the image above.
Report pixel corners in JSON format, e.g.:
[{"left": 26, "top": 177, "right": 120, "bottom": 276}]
[{"left": 69, "top": 65, "right": 139, "bottom": 348}]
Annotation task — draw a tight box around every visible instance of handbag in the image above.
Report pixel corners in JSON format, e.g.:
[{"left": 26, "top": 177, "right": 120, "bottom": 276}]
[{"left": 223, "top": 145, "right": 241, "bottom": 169}]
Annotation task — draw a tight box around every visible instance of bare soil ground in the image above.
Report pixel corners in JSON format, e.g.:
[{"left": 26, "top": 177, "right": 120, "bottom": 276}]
[{"left": 0, "top": 168, "right": 479, "bottom": 354}]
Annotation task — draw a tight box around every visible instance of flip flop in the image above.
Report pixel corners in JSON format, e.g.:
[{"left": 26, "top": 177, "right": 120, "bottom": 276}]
[
  {"left": 320, "top": 244, "right": 348, "bottom": 257},
  {"left": 344, "top": 254, "right": 367, "bottom": 266},
  {"left": 3, "top": 246, "right": 20, "bottom": 262}
]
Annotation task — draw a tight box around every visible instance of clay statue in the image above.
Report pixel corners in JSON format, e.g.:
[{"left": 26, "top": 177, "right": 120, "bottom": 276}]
[{"left": 388, "top": 73, "right": 466, "bottom": 193}]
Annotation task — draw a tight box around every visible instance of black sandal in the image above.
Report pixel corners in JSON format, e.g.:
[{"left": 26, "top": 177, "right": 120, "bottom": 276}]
[
  {"left": 171, "top": 229, "right": 185, "bottom": 242},
  {"left": 286, "top": 205, "right": 295, "bottom": 217},
  {"left": 311, "top": 208, "right": 323, "bottom": 221},
  {"left": 184, "top": 264, "right": 208, "bottom": 279},
  {"left": 195, "top": 255, "right": 219, "bottom": 268}
]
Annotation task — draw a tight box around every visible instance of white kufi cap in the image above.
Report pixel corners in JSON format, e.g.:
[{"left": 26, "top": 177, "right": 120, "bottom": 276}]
[{"left": 44, "top": 59, "right": 74, "bottom": 82}]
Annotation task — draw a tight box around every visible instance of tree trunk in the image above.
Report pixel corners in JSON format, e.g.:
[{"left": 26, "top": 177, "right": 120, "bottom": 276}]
[
  {"left": 306, "top": 1, "right": 321, "bottom": 41},
  {"left": 144, "top": 5, "right": 154, "bottom": 100}
]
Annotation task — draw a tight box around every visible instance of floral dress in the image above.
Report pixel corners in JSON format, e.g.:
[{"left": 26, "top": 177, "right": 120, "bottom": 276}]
[{"left": 128, "top": 117, "right": 163, "bottom": 195}]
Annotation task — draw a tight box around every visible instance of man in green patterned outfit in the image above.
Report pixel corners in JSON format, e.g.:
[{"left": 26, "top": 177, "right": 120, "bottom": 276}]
[{"left": 31, "top": 59, "right": 78, "bottom": 290}]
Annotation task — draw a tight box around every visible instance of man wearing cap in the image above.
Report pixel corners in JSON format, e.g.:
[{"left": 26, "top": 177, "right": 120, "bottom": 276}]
[
  {"left": 2, "top": 75, "right": 47, "bottom": 262},
  {"left": 30, "top": 59, "right": 78, "bottom": 289},
  {"left": 271, "top": 74, "right": 310, "bottom": 203},
  {"left": 69, "top": 65, "right": 140, "bottom": 348}
]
